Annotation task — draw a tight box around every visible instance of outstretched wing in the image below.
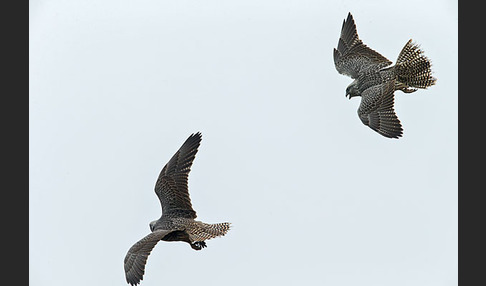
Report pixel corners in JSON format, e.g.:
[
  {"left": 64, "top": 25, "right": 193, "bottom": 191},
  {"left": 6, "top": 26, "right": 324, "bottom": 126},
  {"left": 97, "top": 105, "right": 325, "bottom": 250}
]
[
  {"left": 124, "top": 230, "right": 172, "bottom": 286},
  {"left": 334, "top": 12, "right": 392, "bottom": 79},
  {"left": 358, "top": 81, "right": 403, "bottom": 139},
  {"left": 154, "top": 132, "right": 202, "bottom": 219}
]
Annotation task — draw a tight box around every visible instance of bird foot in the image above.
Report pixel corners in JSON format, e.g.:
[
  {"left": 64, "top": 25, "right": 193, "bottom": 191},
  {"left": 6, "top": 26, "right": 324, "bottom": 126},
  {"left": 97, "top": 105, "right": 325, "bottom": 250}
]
[{"left": 191, "top": 241, "right": 207, "bottom": 250}]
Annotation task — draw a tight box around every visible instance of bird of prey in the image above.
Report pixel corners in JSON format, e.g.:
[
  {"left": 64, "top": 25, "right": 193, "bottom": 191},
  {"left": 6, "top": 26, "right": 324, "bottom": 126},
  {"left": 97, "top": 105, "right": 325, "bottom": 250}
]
[
  {"left": 124, "top": 132, "right": 231, "bottom": 285},
  {"left": 333, "top": 12, "right": 436, "bottom": 138}
]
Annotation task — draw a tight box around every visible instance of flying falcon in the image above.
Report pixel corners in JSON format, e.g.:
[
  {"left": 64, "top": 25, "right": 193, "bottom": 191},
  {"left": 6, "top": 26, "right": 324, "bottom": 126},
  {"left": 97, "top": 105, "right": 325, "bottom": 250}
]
[
  {"left": 333, "top": 12, "right": 436, "bottom": 138},
  {"left": 124, "top": 132, "right": 231, "bottom": 285}
]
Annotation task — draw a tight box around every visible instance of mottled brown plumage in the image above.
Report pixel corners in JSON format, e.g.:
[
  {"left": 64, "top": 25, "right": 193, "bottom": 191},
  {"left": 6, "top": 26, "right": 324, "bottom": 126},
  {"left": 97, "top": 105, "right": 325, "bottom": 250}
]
[
  {"left": 334, "top": 13, "right": 436, "bottom": 138},
  {"left": 124, "top": 132, "right": 231, "bottom": 285}
]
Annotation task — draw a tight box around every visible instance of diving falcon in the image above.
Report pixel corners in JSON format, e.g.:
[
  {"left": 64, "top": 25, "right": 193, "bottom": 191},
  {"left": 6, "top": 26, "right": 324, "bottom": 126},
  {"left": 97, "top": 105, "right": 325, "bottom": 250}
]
[{"left": 333, "top": 12, "right": 436, "bottom": 138}]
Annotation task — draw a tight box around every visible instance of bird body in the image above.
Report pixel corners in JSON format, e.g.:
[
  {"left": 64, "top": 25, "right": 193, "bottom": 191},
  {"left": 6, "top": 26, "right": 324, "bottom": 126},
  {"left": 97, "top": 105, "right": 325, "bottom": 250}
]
[
  {"left": 334, "top": 12, "right": 436, "bottom": 138},
  {"left": 346, "top": 65, "right": 395, "bottom": 95},
  {"left": 124, "top": 132, "right": 231, "bottom": 285},
  {"left": 150, "top": 216, "right": 231, "bottom": 248}
]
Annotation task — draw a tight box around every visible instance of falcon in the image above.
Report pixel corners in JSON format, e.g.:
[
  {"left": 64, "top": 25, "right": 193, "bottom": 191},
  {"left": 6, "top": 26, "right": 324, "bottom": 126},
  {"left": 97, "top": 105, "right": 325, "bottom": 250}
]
[
  {"left": 333, "top": 12, "right": 436, "bottom": 138},
  {"left": 124, "top": 132, "right": 231, "bottom": 285}
]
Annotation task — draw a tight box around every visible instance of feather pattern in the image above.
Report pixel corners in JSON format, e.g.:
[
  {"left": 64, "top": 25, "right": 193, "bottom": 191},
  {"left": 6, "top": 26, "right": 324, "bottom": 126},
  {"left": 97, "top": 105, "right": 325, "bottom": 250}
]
[
  {"left": 124, "top": 230, "right": 172, "bottom": 286},
  {"left": 334, "top": 12, "right": 392, "bottom": 79},
  {"left": 358, "top": 80, "right": 403, "bottom": 138},
  {"left": 154, "top": 132, "right": 202, "bottom": 219}
]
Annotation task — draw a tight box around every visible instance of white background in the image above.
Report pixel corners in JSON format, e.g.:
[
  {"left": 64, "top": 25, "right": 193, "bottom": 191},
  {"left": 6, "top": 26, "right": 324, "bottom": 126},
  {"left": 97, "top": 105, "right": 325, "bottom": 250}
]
[{"left": 30, "top": 1, "right": 457, "bottom": 285}]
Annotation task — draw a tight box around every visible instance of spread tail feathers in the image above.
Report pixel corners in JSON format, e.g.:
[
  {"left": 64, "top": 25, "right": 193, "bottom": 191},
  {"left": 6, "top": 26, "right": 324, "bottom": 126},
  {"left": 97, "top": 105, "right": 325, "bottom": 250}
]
[
  {"left": 394, "top": 39, "right": 436, "bottom": 89},
  {"left": 190, "top": 222, "right": 231, "bottom": 241},
  {"left": 205, "top": 222, "right": 231, "bottom": 237}
]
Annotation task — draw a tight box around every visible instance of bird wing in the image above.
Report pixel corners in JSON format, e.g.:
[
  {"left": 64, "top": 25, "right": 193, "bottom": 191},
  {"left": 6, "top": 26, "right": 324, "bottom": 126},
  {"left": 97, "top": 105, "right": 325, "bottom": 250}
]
[
  {"left": 334, "top": 12, "right": 392, "bottom": 79},
  {"left": 124, "top": 229, "right": 172, "bottom": 286},
  {"left": 357, "top": 80, "right": 403, "bottom": 138},
  {"left": 154, "top": 132, "right": 202, "bottom": 219}
]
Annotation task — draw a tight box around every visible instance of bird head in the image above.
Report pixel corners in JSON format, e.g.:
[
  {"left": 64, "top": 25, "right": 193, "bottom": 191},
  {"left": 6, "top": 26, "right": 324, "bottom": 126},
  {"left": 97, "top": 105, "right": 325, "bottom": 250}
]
[
  {"left": 149, "top": 220, "right": 157, "bottom": 232},
  {"left": 345, "top": 81, "right": 360, "bottom": 99}
]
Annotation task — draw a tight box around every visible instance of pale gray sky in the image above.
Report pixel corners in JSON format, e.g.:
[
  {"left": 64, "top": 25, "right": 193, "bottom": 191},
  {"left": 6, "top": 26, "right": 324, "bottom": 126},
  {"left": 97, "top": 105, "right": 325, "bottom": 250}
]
[{"left": 30, "top": 1, "right": 457, "bottom": 285}]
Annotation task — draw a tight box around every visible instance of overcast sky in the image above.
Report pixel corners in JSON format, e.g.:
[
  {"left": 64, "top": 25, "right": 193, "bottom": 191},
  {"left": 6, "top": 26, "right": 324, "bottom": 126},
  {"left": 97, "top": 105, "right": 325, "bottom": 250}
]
[{"left": 30, "top": 1, "right": 457, "bottom": 285}]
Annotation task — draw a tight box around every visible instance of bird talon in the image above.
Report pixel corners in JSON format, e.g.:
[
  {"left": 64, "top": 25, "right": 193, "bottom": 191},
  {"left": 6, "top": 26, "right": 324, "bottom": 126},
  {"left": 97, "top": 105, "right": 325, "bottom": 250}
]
[{"left": 192, "top": 241, "right": 207, "bottom": 250}]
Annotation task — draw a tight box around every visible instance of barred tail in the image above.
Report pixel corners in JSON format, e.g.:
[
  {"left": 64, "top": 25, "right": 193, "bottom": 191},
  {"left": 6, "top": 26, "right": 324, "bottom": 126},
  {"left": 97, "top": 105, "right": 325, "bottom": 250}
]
[
  {"left": 191, "top": 222, "right": 231, "bottom": 241},
  {"left": 395, "top": 39, "right": 436, "bottom": 89}
]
